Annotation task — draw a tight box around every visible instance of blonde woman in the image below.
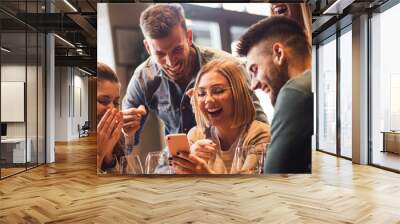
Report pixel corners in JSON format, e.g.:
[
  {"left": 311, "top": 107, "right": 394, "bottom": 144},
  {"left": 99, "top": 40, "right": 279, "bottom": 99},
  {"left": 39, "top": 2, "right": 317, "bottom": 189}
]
[{"left": 171, "top": 59, "right": 271, "bottom": 174}]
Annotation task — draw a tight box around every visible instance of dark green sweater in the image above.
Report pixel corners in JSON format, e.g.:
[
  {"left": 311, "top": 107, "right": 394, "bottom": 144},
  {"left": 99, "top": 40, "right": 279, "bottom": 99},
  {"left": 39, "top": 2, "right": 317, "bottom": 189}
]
[{"left": 264, "top": 70, "right": 313, "bottom": 174}]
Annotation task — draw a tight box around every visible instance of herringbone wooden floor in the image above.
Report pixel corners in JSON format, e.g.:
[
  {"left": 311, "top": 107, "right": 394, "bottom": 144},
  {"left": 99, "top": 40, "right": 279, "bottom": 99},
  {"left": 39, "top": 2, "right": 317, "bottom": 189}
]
[{"left": 0, "top": 135, "right": 399, "bottom": 224}]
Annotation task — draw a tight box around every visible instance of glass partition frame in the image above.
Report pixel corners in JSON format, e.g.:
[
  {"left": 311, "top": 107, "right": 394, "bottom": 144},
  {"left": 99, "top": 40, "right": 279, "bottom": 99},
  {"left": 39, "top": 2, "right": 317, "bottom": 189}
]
[{"left": 0, "top": 0, "right": 47, "bottom": 179}]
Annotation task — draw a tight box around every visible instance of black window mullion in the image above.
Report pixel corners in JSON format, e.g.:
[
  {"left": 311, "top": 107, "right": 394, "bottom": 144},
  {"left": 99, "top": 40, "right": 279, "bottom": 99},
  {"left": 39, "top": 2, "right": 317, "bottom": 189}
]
[
  {"left": 367, "top": 11, "right": 373, "bottom": 165},
  {"left": 25, "top": 0, "right": 28, "bottom": 171},
  {"left": 316, "top": 44, "right": 319, "bottom": 151},
  {"left": 36, "top": 0, "right": 39, "bottom": 168},
  {"left": 336, "top": 29, "right": 341, "bottom": 157}
]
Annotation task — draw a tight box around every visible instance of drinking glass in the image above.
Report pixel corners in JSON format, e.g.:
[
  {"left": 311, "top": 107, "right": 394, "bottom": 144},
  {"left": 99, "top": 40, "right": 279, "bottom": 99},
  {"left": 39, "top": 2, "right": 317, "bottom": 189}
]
[
  {"left": 231, "top": 143, "right": 268, "bottom": 174},
  {"left": 116, "top": 154, "right": 143, "bottom": 175},
  {"left": 116, "top": 155, "right": 127, "bottom": 175},
  {"left": 125, "top": 154, "right": 144, "bottom": 174},
  {"left": 257, "top": 143, "right": 269, "bottom": 174},
  {"left": 145, "top": 151, "right": 166, "bottom": 174}
]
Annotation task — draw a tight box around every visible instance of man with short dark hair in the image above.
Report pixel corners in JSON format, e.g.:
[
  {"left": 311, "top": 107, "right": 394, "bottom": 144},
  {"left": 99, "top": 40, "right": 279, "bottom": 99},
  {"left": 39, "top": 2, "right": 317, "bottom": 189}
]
[
  {"left": 122, "top": 4, "right": 267, "bottom": 149},
  {"left": 237, "top": 16, "right": 313, "bottom": 173}
]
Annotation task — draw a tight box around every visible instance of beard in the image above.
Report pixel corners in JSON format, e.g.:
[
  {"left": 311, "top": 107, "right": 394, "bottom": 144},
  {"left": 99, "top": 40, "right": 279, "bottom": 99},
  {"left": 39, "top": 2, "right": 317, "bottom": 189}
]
[
  {"left": 162, "top": 48, "right": 194, "bottom": 82},
  {"left": 163, "top": 60, "right": 185, "bottom": 80},
  {"left": 266, "top": 62, "right": 289, "bottom": 107}
]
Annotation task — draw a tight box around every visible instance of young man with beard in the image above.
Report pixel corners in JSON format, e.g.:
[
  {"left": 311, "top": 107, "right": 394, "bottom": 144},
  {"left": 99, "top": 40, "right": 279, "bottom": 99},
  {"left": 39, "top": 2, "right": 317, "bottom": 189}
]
[
  {"left": 237, "top": 16, "right": 313, "bottom": 173},
  {"left": 122, "top": 4, "right": 267, "bottom": 151}
]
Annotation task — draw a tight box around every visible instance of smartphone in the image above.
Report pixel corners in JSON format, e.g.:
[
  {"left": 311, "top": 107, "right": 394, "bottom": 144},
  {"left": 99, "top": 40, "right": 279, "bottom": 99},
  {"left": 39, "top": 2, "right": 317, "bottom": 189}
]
[{"left": 165, "top": 133, "right": 190, "bottom": 156}]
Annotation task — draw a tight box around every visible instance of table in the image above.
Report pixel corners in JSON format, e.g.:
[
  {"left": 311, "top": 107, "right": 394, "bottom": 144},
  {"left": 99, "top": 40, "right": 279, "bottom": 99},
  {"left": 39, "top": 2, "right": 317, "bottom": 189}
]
[
  {"left": 381, "top": 131, "right": 400, "bottom": 154},
  {"left": 1, "top": 138, "right": 32, "bottom": 164}
]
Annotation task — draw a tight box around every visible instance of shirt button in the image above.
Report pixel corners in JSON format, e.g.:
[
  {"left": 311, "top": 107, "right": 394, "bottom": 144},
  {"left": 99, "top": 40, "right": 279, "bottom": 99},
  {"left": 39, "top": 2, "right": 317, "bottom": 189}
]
[
  {"left": 184, "top": 128, "right": 188, "bottom": 132},
  {"left": 182, "top": 106, "right": 186, "bottom": 110}
]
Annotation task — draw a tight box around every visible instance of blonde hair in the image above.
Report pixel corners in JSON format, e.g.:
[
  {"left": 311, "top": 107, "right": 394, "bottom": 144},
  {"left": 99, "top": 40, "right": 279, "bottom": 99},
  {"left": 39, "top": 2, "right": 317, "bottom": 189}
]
[{"left": 193, "top": 59, "right": 256, "bottom": 131}]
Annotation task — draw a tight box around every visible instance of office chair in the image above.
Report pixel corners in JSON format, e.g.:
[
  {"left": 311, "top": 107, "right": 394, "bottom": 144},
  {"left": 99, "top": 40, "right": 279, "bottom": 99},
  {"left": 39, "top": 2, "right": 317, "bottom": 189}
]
[{"left": 79, "top": 121, "right": 90, "bottom": 138}]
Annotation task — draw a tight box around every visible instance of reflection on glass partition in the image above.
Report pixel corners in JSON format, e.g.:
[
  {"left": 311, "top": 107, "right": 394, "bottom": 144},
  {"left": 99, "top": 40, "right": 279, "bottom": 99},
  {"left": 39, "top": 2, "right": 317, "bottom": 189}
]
[
  {"left": 317, "top": 37, "right": 337, "bottom": 154},
  {"left": 0, "top": 1, "right": 47, "bottom": 178},
  {"left": 27, "top": 32, "right": 39, "bottom": 169},
  {"left": 339, "top": 29, "right": 352, "bottom": 158},
  {"left": 1, "top": 32, "right": 28, "bottom": 178},
  {"left": 371, "top": 3, "right": 400, "bottom": 171}
]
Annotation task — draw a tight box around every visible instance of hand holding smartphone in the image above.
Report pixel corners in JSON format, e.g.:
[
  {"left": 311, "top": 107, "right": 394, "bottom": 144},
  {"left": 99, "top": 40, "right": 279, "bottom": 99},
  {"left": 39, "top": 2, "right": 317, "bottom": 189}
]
[
  {"left": 167, "top": 134, "right": 216, "bottom": 174},
  {"left": 165, "top": 133, "right": 190, "bottom": 156}
]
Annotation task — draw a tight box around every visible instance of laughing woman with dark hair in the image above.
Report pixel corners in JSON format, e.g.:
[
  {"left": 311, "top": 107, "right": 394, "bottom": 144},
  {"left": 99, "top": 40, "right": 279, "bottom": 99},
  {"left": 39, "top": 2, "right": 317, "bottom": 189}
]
[
  {"left": 97, "top": 63, "right": 146, "bottom": 173},
  {"left": 97, "top": 62, "right": 124, "bottom": 172}
]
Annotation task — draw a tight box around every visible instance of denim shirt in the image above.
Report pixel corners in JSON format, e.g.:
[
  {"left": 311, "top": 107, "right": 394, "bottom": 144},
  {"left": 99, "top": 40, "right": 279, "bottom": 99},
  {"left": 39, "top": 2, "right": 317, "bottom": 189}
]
[{"left": 122, "top": 44, "right": 268, "bottom": 145}]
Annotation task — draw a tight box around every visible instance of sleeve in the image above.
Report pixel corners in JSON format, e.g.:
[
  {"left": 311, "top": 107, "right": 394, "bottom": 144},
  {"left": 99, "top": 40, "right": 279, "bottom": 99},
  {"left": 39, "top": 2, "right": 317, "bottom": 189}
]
[
  {"left": 122, "top": 69, "right": 149, "bottom": 145},
  {"left": 263, "top": 88, "right": 313, "bottom": 174},
  {"left": 248, "top": 122, "right": 271, "bottom": 146}
]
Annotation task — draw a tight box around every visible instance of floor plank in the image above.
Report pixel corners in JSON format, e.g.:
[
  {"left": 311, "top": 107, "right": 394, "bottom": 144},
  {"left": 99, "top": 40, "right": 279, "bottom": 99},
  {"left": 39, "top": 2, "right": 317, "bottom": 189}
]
[{"left": 0, "top": 135, "right": 399, "bottom": 223}]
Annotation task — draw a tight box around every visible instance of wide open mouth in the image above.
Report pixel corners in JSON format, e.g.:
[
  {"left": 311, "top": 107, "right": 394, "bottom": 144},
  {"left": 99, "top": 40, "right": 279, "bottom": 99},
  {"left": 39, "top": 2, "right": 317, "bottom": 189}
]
[
  {"left": 207, "top": 107, "right": 223, "bottom": 118},
  {"left": 165, "top": 61, "right": 184, "bottom": 75}
]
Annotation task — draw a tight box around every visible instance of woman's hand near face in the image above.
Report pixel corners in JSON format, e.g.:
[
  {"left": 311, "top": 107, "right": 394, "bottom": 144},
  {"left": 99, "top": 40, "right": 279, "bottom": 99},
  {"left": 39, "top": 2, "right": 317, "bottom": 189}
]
[
  {"left": 97, "top": 108, "right": 123, "bottom": 168},
  {"left": 190, "top": 139, "right": 217, "bottom": 163},
  {"left": 171, "top": 152, "right": 215, "bottom": 174}
]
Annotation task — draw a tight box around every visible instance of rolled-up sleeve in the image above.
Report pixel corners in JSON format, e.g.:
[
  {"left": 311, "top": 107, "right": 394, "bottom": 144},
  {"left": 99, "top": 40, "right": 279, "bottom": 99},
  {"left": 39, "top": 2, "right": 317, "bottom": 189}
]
[{"left": 122, "top": 69, "right": 149, "bottom": 145}]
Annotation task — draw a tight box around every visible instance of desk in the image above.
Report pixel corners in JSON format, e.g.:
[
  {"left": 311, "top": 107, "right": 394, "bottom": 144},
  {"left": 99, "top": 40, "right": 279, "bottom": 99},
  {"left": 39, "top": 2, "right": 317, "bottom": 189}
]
[
  {"left": 1, "top": 138, "right": 31, "bottom": 163},
  {"left": 381, "top": 131, "right": 400, "bottom": 154}
]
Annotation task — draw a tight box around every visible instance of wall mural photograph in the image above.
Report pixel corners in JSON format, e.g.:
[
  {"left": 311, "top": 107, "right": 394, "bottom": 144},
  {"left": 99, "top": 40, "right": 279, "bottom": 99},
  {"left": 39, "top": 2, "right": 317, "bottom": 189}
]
[{"left": 97, "top": 3, "right": 313, "bottom": 175}]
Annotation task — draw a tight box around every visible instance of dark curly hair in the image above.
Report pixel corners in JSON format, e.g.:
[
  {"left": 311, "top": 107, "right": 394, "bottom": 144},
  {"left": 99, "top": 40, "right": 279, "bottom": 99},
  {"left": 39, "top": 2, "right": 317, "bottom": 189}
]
[{"left": 237, "top": 16, "right": 310, "bottom": 57}]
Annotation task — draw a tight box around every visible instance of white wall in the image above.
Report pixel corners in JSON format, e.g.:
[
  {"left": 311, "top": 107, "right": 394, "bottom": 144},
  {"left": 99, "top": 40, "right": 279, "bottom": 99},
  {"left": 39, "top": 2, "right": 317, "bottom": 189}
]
[
  {"left": 72, "top": 73, "right": 89, "bottom": 138},
  {"left": 54, "top": 67, "right": 89, "bottom": 141},
  {"left": 1, "top": 63, "right": 46, "bottom": 163},
  {"left": 1, "top": 65, "right": 26, "bottom": 148},
  {"left": 55, "top": 66, "right": 68, "bottom": 141},
  {"left": 1, "top": 64, "right": 25, "bottom": 133},
  {"left": 1, "top": 65, "right": 33, "bottom": 138}
]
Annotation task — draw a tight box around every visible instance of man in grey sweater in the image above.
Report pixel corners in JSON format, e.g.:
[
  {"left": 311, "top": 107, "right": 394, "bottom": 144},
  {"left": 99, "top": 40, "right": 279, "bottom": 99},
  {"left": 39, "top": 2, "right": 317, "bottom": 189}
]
[{"left": 237, "top": 16, "right": 313, "bottom": 173}]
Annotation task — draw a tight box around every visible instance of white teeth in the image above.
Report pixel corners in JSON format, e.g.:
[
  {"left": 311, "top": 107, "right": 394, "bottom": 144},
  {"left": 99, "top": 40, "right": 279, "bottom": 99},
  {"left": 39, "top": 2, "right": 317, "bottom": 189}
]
[{"left": 208, "top": 108, "right": 221, "bottom": 112}]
